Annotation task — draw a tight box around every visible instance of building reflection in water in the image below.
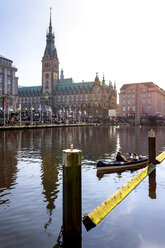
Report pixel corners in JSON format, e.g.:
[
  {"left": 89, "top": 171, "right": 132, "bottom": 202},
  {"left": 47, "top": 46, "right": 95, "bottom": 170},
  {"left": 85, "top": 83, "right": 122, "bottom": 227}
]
[
  {"left": 117, "top": 126, "right": 147, "bottom": 155},
  {"left": 0, "top": 131, "right": 18, "bottom": 205},
  {"left": 40, "top": 129, "right": 60, "bottom": 230}
]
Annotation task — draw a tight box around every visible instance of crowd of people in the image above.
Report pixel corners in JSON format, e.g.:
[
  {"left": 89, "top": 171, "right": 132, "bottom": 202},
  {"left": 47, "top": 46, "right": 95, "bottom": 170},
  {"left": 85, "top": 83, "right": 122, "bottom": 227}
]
[{"left": 0, "top": 111, "right": 114, "bottom": 126}]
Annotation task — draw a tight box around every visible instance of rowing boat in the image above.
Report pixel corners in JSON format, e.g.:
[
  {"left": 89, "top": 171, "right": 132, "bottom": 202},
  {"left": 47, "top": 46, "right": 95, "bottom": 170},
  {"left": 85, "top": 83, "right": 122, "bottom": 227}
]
[{"left": 96, "top": 156, "right": 148, "bottom": 173}]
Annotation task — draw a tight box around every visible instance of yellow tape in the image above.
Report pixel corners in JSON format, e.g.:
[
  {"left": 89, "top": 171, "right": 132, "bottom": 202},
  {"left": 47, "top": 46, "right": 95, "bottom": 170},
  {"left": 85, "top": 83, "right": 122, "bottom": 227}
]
[
  {"left": 156, "top": 151, "right": 165, "bottom": 163},
  {"left": 85, "top": 164, "right": 155, "bottom": 228}
]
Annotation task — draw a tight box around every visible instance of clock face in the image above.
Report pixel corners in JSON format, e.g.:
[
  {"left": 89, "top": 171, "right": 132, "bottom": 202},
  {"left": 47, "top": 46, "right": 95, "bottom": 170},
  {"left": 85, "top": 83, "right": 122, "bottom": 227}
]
[
  {"left": 45, "top": 73, "right": 49, "bottom": 79},
  {"left": 54, "top": 72, "right": 58, "bottom": 79}
]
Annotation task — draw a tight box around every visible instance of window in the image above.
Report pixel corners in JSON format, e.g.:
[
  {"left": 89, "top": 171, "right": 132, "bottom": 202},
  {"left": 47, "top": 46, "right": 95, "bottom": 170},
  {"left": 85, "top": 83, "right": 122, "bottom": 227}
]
[
  {"left": 123, "top": 106, "right": 126, "bottom": 112},
  {"left": 7, "top": 86, "right": 11, "bottom": 94},
  {"left": 0, "top": 75, "right": 3, "bottom": 83},
  {"left": 7, "top": 70, "right": 12, "bottom": 76},
  {"left": 8, "top": 77, "right": 11, "bottom": 85}
]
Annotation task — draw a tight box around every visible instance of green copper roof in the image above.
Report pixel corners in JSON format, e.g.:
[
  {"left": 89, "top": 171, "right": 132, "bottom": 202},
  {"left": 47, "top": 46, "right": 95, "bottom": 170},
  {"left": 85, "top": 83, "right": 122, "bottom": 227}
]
[
  {"left": 18, "top": 86, "right": 42, "bottom": 96},
  {"left": 18, "top": 79, "right": 96, "bottom": 96},
  {"left": 59, "top": 78, "right": 73, "bottom": 84},
  {"left": 18, "top": 86, "right": 41, "bottom": 91},
  {"left": 56, "top": 80, "right": 94, "bottom": 93},
  {"left": 43, "top": 10, "right": 58, "bottom": 59}
]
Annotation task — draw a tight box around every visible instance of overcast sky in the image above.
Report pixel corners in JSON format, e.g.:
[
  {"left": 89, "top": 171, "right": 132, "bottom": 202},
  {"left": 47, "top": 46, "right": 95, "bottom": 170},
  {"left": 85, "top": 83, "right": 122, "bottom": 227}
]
[{"left": 1, "top": 0, "right": 165, "bottom": 92}]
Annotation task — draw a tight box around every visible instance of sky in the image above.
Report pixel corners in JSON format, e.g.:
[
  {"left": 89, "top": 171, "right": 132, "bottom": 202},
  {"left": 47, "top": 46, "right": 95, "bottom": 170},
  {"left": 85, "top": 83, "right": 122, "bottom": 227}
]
[{"left": 1, "top": 0, "right": 165, "bottom": 93}]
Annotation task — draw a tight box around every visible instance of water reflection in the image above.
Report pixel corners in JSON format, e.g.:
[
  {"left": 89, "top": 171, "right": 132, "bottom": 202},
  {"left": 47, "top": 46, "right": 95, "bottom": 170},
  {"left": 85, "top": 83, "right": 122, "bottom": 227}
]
[
  {"left": 118, "top": 126, "right": 148, "bottom": 155},
  {"left": 0, "top": 125, "right": 164, "bottom": 248},
  {"left": 40, "top": 129, "right": 60, "bottom": 229},
  {"left": 0, "top": 131, "right": 18, "bottom": 205},
  {"left": 149, "top": 170, "right": 156, "bottom": 199}
]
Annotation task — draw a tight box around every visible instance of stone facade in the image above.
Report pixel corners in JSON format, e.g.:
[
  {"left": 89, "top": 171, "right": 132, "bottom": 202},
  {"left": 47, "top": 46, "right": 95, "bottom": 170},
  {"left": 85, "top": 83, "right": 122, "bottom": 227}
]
[
  {"left": 0, "top": 55, "right": 18, "bottom": 110},
  {"left": 119, "top": 82, "right": 165, "bottom": 117},
  {"left": 18, "top": 10, "right": 117, "bottom": 117}
]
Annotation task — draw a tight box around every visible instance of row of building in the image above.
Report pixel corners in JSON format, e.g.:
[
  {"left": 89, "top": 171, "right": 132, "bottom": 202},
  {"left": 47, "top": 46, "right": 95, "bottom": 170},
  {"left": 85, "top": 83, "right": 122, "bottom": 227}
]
[{"left": 1, "top": 10, "right": 165, "bottom": 119}]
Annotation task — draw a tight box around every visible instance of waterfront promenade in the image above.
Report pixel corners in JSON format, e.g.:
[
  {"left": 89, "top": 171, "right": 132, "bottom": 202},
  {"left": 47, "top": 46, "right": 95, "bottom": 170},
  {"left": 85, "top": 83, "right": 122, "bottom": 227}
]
[{"left": 0, "top": 122, "right": 100, "bottom": 130}]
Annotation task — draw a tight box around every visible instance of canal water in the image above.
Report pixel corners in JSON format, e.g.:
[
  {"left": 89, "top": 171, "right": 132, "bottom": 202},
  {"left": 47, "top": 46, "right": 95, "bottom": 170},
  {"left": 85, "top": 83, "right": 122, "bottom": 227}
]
[{"left": 0, "top": 125, "right": 165, "bottom": 248}]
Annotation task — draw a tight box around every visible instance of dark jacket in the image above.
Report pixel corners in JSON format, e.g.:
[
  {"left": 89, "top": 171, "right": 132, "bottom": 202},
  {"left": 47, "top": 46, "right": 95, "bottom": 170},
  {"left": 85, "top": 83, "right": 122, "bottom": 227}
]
[{"left": 116, "top": 154, "right": 127, "bottom": 162}]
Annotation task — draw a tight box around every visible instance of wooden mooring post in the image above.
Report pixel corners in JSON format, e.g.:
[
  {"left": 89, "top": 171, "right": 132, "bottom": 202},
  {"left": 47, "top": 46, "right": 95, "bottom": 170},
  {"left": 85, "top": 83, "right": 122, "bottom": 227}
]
[
  {"left": 148, "top": 129, "right": 156, "bottom": 164},
  {"left": 62, "top": 145, "right": 82, "bottom": 247}
]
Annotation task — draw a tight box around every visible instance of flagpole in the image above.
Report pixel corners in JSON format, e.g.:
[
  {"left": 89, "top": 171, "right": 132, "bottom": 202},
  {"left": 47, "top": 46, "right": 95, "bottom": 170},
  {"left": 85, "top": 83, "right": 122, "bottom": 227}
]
[
  {"left": 3, "top": 104, "right": 5, "bottom": 126},
  {"left": 7, "top": 102, "right": 9, "bottom": 125},
  {"left": 20, "top": 98, "right": 22, "bottom": 126},
  {"left": 31, "top": 107, "right": 33, "bottom": 125},
  {"left": 39, "top": 105, "right": 41, "bottom": 123},
  {"left": 30, "top": 100, "right": 33, "bottom": 125},
  {"left": 50, "top": 107, "right": 52, "bottom": 125},
  {"left": 42, "top": 107, "right": 43, "bottom": 124}
]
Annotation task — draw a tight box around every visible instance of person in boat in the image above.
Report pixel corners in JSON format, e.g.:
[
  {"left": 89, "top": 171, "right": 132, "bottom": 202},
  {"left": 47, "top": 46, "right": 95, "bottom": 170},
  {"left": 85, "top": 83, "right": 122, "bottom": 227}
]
[
  {"left": 116, "top": 151, "right": 128, "bottom": 162},
  {"left": 116, "top": 151, "right": 138, "bottom": 162}
]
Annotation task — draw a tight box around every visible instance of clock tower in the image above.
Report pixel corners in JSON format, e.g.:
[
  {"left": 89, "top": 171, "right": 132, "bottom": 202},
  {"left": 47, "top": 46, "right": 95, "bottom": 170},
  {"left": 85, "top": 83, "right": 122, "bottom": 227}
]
[{"left": 42, "top": 8, "right": 59, "bottom": 99}]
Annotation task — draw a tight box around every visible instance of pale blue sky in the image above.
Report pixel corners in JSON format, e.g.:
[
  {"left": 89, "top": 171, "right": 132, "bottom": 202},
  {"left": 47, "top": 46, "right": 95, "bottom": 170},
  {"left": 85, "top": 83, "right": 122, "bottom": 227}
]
[{"left": 1, "top": 0, "right": 165, "bottom": 92}]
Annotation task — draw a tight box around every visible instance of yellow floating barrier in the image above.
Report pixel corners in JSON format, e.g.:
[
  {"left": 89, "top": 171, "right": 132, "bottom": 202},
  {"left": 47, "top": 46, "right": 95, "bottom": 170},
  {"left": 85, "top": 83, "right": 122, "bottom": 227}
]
[
  {"left": 156, "top": 151, "right": 165, "bottom": 163},
  {"left": 83, "top": 164, "right": 156, "bottom": 231}
]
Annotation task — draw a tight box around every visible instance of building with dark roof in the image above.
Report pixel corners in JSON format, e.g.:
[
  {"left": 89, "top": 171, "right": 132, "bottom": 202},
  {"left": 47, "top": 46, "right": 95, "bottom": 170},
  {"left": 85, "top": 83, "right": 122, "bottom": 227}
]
[
  {"left": 18, "top": 9, "right": 117, "bottom": 117},
  {"left": 0, "top": 55, "right": 18, "bottom": 110}
]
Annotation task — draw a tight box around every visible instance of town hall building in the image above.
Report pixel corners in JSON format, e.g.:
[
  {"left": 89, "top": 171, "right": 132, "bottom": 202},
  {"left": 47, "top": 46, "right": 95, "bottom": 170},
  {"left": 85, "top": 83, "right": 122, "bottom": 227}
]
[{"left": 18, "top": 10, "right": 117, "bottom": 117}]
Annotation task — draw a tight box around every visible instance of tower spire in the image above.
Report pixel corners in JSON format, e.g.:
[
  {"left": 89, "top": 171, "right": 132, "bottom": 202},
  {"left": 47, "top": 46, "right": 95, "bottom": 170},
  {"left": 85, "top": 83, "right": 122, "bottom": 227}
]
[{"left": 49, "top": 7, "right": 52, "bottom": 34}]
